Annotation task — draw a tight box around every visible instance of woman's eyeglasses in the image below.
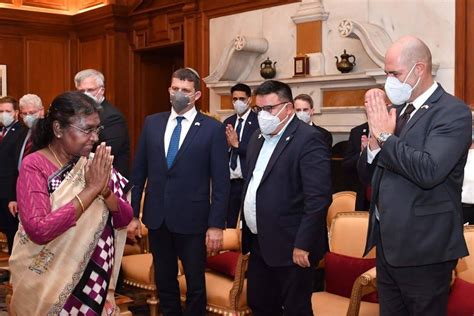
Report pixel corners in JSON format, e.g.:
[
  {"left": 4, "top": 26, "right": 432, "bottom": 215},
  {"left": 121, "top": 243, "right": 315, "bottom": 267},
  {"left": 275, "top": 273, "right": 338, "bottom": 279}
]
[
  {"left": 251, "top": 102, "right": 288, "bottom": 114},
  {"left": 69, "top": 124, "right": 104, "bottom": 136}
]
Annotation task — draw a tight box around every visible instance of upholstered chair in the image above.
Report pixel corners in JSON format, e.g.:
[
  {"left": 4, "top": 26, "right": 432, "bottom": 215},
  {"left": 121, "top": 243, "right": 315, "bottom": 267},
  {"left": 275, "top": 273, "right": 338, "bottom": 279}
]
[
  {"left": 447, "top": 225, "right": 474, "bottom": 314},
  {"left": 178, "top": 228, "right": 251, "bottom": 315},
  {"left": 327, "top": 191, "right": 357, "bottom": 230},
  {"left": 312, "top": 211, "right": 379, "bottom": 316}
]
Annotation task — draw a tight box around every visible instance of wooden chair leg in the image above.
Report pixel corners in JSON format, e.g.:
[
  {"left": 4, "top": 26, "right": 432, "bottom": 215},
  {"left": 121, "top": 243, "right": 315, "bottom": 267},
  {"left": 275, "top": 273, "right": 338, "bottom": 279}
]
[{"left": 147, "top": 293, "right": 159, "bottom": 316}]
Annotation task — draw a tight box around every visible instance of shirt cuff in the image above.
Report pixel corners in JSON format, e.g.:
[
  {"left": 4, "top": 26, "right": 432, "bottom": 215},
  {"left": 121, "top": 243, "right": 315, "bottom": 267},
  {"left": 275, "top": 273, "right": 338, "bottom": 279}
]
[{"left": 367, "top": 147, "right": 381, "bottom": 164}]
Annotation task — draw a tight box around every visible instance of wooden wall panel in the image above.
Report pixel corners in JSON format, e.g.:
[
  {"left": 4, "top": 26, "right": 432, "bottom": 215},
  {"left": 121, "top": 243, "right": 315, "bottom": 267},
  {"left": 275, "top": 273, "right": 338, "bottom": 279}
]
[
  {"left": 455, "top": 0, "right": 474, "bottom": 108},
  {"left": 77, "top": 37, "right": 105, "bottom": 75},
  {"left": 322, "top": 89, "right": 371, "bottom": 107},
  {"left": 25, "top": 38, "right": 70, "bottom": 105},
  {"left": 0, "top": 36, "right": 24, "bottom": 99}
]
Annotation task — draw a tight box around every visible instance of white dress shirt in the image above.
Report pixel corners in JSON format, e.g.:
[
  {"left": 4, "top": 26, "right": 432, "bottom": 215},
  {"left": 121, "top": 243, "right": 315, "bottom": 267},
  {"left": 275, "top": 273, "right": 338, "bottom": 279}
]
[
  {"left": 230, "top": 109, "right": 251, "bottom": 180},
  {"left": 367, "top": 81, "right": 439, "bottom": 163},
  {"left": 243, "top": 114, "right": 295, "bottom": 234},
  {"left": 164, "top": 107, "right": 198, "bottom": 156}
]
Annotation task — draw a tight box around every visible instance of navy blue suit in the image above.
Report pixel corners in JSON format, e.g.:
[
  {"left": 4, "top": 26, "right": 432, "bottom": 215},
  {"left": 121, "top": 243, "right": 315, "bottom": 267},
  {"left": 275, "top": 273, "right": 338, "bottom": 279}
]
[
  {"left": 241, "top": 116, "right": 332, "bottom": 315},
  {"left": 223, "top": 110, "right": 259, "bottom": 227},
  {"left": 131, "top": 110, "right": 230, "bottom": 315}
]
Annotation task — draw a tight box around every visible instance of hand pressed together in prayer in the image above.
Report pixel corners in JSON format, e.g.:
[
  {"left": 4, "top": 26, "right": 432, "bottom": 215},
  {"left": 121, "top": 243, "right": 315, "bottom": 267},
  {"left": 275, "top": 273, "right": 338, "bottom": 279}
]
[
  {"left": 206, "top": 227, "right": 223, "bottom": 256},
  {"left": 364, "top": 88, "right": 397, "bottom": 147},
  {"left": 127, "top": 218, "right": 142, "bottom": 242},
  {"left": 85, "top": 142, "right": 113, "bottom": 196},
  {"left": 225, "top": 124, "right": 239, "bottom": 148}
]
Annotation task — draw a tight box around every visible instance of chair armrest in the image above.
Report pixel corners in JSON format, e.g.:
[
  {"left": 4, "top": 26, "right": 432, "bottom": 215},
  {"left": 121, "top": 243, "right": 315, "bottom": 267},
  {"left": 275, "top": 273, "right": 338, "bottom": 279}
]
[
  {"left": 347, "top": 266, "right": 377, "bottom": 316},
  {"left": 229, "top": 253, "right": 250, "bottom": 310}
]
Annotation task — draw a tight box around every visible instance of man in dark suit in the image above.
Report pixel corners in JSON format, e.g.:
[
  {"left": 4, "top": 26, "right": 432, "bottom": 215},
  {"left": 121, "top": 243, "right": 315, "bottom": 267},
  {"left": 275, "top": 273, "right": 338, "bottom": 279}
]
[
  {"left": 223, "top": 83, "right": 259, "bottom": 228},
  {"left": 75, "top": 69, "right": 131, "bottom": 178},
  {"left": 294, "top": 93, "right": 333, "bottom": 149},
  {"left": 130, "top": 68, "right": 230, "bottom": 316},
  {"left": 242, "top": 80, "right": 332, "bottom": 315},
  {"left": 0, "top": 96, "right": 28, "bottom": 254},
  {"left": 342, "top": 122, "right": 370, "bottom": 210},
  {"left": 358, "top": 36, "right": 472, "bottom": 315}
]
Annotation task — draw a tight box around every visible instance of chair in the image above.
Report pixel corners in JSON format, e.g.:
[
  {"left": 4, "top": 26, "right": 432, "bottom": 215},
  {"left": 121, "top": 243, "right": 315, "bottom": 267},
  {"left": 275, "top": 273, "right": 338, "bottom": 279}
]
[
  {"left": 455, "top": 225, "right": 474, "bottom": 282},
  {"left": 327, "top": 191, "right": 357, "bottom": 230},
  {"left": 178, "top": 228, "right": 251, "bottom": 315},
  {"left": 312, "top": 211, "right": 379, "bottom": 316},
  {"left": 120, "top": 188, "right": 159, "bottom": 316}
]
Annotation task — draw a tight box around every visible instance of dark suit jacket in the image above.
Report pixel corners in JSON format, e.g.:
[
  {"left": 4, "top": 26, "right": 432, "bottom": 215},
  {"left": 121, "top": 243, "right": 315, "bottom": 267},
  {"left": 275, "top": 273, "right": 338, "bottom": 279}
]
[
  {"left": 223, "top": 111, "right": 259, "bottom": 177},
  {"left": 131, "top": 111, "right": 230, "bottom": 234},
  {"left": 242, "top": 116, "right": 332, "bottom": 267},
  {"left": 0, "top": 121, "right": 28, "bottom": 201},
  {"left": 312, "top": 124, "right": 333, "bottom": 150},
  {"left": 99, "top": 99, "right": 131, "bottom": 178},
  {"left": 342, "top": 122, "right": 369, "bottom": 210},
  {"left": 358, "top": 85, "right": 471, "bottom": 266}
]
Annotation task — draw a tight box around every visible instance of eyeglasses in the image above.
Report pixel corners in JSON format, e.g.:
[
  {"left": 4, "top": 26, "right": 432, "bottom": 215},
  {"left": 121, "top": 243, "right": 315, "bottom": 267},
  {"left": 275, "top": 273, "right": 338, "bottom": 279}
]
[
  {"left": 251, "top": 102, "right": 288, "bottom": 114},
  {"left": 69, "top": 124, "right": 104, "bottom": 136}
]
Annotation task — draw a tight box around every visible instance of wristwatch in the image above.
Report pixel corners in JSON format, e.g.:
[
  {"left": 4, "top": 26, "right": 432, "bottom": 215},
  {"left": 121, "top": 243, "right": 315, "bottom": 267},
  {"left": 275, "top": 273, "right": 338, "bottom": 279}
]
[{"left": 376, "top": 132, "right": 392, "bottom": 147}]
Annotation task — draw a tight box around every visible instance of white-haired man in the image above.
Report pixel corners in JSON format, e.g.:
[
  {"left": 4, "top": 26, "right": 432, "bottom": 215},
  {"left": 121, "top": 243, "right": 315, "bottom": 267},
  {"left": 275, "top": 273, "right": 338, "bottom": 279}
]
[
  {"left": 75, "top": 69, "right": 131, "bottom": 178},
  {"left": 18, "top": 94, "right": 44, "bottom": 163}
]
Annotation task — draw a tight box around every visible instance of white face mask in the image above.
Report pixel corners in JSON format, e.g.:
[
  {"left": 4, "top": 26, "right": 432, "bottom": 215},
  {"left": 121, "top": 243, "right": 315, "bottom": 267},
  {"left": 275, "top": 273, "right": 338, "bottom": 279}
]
[
  {"left": 233, "top": 100, "right": 249, "bottom": 115},
  {"left": 23, "top": 113, "right": 40, "bottom": 129},
  {"left": 296, "top": 111, "right": 311, "bottom": 124},
  {"left": 384, "top": 63, "right": 421, "bottom": 105},
  {"left": 0, "top": 112, "right": 14, "bottom": 127},
  {"left": 257, "top": 103, "right": 288, "bottom": 135},
  {"left": 84, "top": 88, "right": 104, "bottom": 104}
]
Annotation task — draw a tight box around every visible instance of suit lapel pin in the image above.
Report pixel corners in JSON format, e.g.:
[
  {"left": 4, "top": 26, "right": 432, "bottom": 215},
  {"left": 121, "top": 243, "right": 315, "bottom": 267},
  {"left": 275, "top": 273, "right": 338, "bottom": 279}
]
[
  {"left": 421, "top": 104, "right": 429, "bottom": 109},
  {"left": 248, "top": 121, "right": 252, "bottom": 125},
  {"left": 258, "top": 133, "right": 263, "bottom": 139},
  {"left": 194, "top": 122, "right": 201, "bottom": 126},
  {"left": 286, "top": 136, "right": 291, "bottom": 141}
]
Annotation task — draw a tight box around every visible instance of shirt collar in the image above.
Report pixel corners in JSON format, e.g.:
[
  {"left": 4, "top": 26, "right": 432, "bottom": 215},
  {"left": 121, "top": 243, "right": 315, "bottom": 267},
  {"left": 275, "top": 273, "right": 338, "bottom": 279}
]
[
  {"left": 237, "top": 108, "right": 251, "bottom": 121},
  {"left": 170, "top": 106, "right": 197, "bottom": 121},
  {"left": 410, "top": 81, "right": 438, "bottom": 111}
]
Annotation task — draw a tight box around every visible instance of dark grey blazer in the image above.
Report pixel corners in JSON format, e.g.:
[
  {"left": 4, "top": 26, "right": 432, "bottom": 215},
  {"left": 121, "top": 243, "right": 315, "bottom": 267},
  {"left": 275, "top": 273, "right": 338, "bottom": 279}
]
[{"left": 358, "top": 85, "right": 472, "bottom": 266}]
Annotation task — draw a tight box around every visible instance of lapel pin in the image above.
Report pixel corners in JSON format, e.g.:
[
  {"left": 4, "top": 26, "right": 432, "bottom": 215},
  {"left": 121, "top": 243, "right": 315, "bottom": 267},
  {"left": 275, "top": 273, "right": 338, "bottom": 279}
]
[
  {"left": 194, "top": 122, "right": 200, "bottom": 126},
  {"left": 286, "top": 136, "right": 291, "bottom": 141},
  {"left": 421, "top": 104, "right": 429, "bottom": 109},
  {"left": 248, "top": 121, "right": 252, "bottom": 125},
  {"left": 258, "top": 133, "right": 263, "bottom": 139}
]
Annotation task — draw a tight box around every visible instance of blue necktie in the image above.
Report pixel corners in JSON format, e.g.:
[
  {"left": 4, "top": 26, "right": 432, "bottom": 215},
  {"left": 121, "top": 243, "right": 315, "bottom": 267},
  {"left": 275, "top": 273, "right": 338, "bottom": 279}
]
[
  {"left": 230, "top": 118, "right": 244, "bottom": 170},
  {"left": 167, "top": 116, "right": 184, "bottom": 169}
]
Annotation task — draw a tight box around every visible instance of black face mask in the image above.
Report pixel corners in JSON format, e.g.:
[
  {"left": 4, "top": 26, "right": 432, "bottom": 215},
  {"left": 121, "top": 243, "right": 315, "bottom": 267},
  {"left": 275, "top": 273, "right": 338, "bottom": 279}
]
[{"left": 170, "top": 91, "right": 191, "bottom": 113}]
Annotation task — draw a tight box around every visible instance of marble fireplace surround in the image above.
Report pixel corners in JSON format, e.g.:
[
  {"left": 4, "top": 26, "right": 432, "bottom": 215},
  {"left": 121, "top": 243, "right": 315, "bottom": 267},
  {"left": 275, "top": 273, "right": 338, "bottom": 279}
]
[{"left": 206, "top": 17, "right": 438, "bottom": 137}]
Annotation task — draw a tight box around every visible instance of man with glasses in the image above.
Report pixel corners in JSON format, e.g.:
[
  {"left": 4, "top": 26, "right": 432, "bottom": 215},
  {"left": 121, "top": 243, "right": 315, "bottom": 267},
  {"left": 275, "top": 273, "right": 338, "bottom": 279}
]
[
  {"left": 241, "top": 80, "right": 332, "bottom": 315},
  {"left": 130, "top": 68, "right": 230, "bottom": 316},
  {"left": 358, "top": 36, "right": 472, "bottom": 315},
  {"left": 0, "top": 96, "right": 28, "bottom": 254},
  {"left": 75, "top": 69, "right": 131, "bottom": 178},
  {"left": 223, "top": 83, "right": 259, "bottom": 228}
]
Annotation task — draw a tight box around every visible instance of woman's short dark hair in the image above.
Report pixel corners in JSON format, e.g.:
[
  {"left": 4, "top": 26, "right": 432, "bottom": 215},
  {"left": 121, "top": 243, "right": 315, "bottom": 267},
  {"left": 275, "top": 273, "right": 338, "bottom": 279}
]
[{"left": 32, "top": 91, "right": 101, "bottom": 149}]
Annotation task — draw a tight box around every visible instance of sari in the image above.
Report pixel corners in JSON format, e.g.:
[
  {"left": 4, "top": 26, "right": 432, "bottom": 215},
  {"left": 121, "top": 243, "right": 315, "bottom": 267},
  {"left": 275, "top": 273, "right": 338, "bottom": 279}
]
[{"left": 9, "top": 155, "right": 131, "bottom": 315}]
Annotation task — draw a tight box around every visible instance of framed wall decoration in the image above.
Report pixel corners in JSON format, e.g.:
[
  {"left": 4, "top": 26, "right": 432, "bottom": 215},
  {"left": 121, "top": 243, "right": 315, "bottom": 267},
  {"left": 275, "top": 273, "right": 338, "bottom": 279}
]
[
  {"left": 294, "top": 54, "right": 309, "bottom": 77},
  {"left": 0, "top": 65, "right": 6, "bottom": 96}
]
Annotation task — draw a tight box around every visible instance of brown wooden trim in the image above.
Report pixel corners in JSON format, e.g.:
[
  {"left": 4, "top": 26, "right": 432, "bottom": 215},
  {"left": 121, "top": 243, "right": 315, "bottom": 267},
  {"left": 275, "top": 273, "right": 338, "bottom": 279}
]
[{"left": 455, "top": 0, "right": 466, "bottom": 100}]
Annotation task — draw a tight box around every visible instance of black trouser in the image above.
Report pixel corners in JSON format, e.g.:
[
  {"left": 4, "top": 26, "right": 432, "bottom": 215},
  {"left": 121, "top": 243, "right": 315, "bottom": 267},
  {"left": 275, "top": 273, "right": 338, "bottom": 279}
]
[
  {"left": 226, "top": 179, "right": 244, "bottom": 228},
  {"left": 247, "top": 234, "right": 314, "bottom": 316},
  {"left": 376, "top": 230, "right": 456, "bottom": 316},
  {"left": 148, "top": 225, "right": 206, "bottom": 316},
  {"left": 0, "top": 198, "right": 19, "bottom": 254}
]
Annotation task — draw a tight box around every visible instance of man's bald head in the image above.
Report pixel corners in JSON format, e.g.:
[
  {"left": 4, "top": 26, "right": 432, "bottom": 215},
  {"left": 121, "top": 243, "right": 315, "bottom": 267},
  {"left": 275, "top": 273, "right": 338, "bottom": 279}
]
[{"left": 386, "top": 36, "right": 432, "bottom": 72}]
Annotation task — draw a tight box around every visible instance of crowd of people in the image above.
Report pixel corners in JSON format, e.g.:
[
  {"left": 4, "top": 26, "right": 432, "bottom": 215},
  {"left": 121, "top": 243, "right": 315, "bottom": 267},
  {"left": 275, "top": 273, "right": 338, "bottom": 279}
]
[{"left": 0, "top": 34, "right": 473, "bottom": 316}]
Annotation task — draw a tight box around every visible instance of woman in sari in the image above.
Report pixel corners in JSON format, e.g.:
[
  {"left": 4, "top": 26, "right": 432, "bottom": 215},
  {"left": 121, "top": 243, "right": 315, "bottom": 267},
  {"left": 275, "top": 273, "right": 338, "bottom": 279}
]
[{"left": 9, "top": 91, "right": 133, "bottom": 315}]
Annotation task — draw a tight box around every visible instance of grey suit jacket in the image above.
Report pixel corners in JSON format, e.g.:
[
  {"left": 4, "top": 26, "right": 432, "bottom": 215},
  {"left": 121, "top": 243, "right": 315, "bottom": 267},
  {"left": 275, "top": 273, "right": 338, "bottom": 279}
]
[{"left": 358, "top": 85, "right": 472, "bottom": 266}]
